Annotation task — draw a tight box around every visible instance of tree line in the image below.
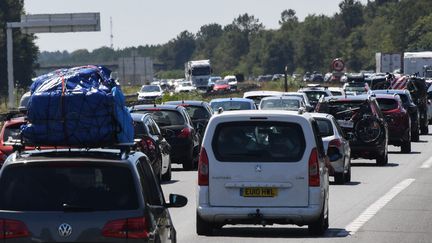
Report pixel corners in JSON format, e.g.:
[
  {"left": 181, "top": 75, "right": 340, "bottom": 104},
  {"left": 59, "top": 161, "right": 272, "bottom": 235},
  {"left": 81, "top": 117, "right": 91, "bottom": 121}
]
[{"left": 1, "top": 0, "right": 432, "bottom": 97}]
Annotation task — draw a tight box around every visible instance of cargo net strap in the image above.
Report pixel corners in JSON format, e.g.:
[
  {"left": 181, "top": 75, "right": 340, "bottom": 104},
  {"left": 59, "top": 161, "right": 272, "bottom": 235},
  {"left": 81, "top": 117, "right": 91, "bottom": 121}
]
[{"left": 21, "top": 90, "right": 118, "bottom": 147}]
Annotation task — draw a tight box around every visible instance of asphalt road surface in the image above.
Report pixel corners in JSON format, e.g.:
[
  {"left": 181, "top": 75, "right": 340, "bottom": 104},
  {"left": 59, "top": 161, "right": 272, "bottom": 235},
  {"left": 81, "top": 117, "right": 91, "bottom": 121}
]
[{"left": 162, "top": 126, "right": 432, "bottom": 243}]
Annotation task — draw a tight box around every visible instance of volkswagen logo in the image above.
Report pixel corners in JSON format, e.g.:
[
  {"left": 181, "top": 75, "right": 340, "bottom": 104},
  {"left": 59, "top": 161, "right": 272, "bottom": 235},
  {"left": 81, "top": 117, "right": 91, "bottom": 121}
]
[
  {"left": 58, "top": 223, "right": 72, "bottom": 238},
  {"left": 255, "top": 165, "right": 262, "bottom": 172}
]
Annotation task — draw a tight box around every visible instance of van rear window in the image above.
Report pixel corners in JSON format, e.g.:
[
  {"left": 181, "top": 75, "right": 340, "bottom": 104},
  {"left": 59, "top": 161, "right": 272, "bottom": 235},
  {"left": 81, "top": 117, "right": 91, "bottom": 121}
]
[
  {"left": 0, "top": 163, "right": 139, "bottom": 211},
  {"left": 212, "top": 122, "right": 306, "bottom": 162}
]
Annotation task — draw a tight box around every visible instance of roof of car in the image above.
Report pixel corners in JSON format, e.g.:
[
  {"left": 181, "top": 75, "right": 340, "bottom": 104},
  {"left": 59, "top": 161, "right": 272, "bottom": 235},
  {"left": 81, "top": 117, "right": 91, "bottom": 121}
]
[
  {"left": 372, "top": 89, "right": 409, "bottom": 95},
  {"left": 322, "top": 94, "right": 373, "bottom": 102},
  {"left": 209, "top": 97, "right": 254, "bottom": 103},
  {"left": 243, "top": 90, "right": 284, "bottom": 98},
  {"left": 212, "top": 109, "right": 313, "bottom": 119},
  {"left": 373, "top": 93, "right": 401, "bottom": 100},
  {"left": 164, "top": 100, "right": 207, "bottom": 106},
  {"left": 309, "top": 112, "right": 334, "bottom": 119},
  {"left": 6, "top": 149, "right": 142, "bottom": 166},
  {"left": 130, "top": 112, "right": 152, "bottom": 121},
  {"left": 131, "top": 104, "right": 185, "bottom": 111},
  {"left": 260, "top": 96, "right": 303, "bottom": 101}
]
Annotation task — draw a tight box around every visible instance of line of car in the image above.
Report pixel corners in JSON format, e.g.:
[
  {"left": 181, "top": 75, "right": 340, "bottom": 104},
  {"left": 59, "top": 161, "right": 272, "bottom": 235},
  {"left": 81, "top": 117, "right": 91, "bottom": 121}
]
[{"left": 1, "top": 81, "right": 432, "bottom": 242}]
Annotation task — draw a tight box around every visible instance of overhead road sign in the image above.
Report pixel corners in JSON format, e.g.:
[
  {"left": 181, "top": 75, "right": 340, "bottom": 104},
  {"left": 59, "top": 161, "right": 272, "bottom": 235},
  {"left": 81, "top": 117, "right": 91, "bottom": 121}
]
[{"left": 6, "top": 12, "right": 101, "bottom": 109}]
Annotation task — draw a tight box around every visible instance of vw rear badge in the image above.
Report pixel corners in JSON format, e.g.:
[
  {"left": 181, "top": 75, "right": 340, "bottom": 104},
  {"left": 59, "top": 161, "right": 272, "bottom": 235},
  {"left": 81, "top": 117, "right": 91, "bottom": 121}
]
[
  {"left": 255, "top": 165, "right": 262, "bottom": 172},
  {"left": 58, "top": 223, "right": 72, "bottom": 238}
]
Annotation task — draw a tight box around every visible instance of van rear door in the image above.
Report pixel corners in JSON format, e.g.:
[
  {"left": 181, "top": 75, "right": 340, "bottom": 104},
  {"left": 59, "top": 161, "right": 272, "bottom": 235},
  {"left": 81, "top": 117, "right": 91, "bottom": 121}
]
[{"left": 208, "top": 119, "right": 311, "bottom": 207}]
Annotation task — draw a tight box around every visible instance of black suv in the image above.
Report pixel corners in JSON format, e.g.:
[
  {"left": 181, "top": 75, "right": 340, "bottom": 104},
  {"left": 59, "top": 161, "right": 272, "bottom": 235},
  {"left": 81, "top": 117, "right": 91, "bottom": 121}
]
[
  {"left": 0, "top": 149, "right": 187, "bottom": 242},
  {"left": 316, "top": 95, "right": 389, "bottom": 165},
  {"left": 131, "top": 113, "right": 172, "bottom": 181},
  {"left": 164, "top": 100, "right": 213, "bottom": 141},
  {"left": 131, "top": 105, "right": 200, "bottom": 170},
  {"left": 372, "top": 90, "right": 420, "bottom": 142}
]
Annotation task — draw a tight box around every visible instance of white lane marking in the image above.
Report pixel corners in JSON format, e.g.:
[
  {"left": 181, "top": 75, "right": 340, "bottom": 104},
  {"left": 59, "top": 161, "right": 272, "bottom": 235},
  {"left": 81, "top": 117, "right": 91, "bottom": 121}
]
[
  {"left": 420, "top": 157, "right": 432, "bottom": 168},
  {"left": 342, "top": 178, "right": 415, "bottom": 236}
]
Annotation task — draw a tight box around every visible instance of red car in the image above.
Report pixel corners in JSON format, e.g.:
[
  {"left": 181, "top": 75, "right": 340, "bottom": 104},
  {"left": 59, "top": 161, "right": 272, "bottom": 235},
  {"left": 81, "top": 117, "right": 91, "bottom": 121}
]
[
  {"left": 375, "top": 94, "right": 411, "bottom": 153},
  {"left": 0, "top": 117, "right": 27, "bottom": 165},
  {"left": 212, "top": 80, "right": 230, "bottom": 92}
]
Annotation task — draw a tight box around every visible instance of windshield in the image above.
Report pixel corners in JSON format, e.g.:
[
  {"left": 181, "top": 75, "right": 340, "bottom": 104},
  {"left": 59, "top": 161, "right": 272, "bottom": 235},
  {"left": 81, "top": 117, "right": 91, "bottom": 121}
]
[
  {"left": 0, "top": 164, "right": 139, "bottom": 211},
  {"left": 304, "top": 91, "right": 329, "bottom": 102},
  {"left": 183, "top": 106, "right": 210, "bottom": 120},
  {"left": 191, "top": 66, "right": 211, "bottom": 76},
  {"left": 377, "top": 98, "right": 398, "bottom": 111},
  {"left": 210, "top": 101, "right": 252, "bottom": 111},
  {"left": 135, "top": 110, "right": 185, "bottom": 126},
  {"left": 213, "top": 121, "right": 306, "bottom": 162},
  {"left": 141, "top": 85, "right": 161, "bottom": 92},
  {"left": 260, "top": 99, "right": 300, "bottom": 111},
  {"left": 181, "top": 82, "right": 192, "bottom": 87}
]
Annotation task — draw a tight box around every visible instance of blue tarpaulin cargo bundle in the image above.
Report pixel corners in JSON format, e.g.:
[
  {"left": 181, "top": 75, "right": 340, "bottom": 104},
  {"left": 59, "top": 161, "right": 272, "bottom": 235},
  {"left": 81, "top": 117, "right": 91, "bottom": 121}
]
[{"left": 21, "top": 65, "right": 134, "bottom": 147}]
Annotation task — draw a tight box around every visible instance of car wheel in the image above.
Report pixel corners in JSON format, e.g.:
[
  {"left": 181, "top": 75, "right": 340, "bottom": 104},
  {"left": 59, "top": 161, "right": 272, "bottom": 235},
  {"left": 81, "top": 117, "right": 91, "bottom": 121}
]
[
  {"left": 401, "top": 141, "right": 411, "bottom": 153},
  {"left": 344, "top": 161, "right": 351, "bottom": 183},
  {"left": 421, "top": 125, "right": 429, "bottom": 135},
  {"left": 196, "top": 213, "right": 214, "bottom": 236},
  {"left": 308, "top": 204, "right": 329, "bottom": 236},
  {"left": 162, "top": 161, "right": 172, "bottom": 182},
  {"left": 376, "top": 151, "right": 388, "bottom": 166},
  {"left": 334, "top": 172, "right": 345, "bottom": 185}
]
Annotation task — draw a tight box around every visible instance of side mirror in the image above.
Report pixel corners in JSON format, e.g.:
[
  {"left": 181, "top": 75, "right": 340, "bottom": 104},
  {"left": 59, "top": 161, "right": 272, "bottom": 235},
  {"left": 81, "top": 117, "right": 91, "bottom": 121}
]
[{"left": 166, "top": 194, "right": 188, "bottom": 208}]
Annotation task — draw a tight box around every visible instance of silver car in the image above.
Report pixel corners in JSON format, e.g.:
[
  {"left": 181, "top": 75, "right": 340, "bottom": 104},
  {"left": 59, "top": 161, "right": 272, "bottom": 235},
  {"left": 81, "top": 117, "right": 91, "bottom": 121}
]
[
  {"left": 312, "top": 113, "right": 351, "bottom": 184},
  {"left": 0, "top": 149, "right": 187, "bottom": 242}
]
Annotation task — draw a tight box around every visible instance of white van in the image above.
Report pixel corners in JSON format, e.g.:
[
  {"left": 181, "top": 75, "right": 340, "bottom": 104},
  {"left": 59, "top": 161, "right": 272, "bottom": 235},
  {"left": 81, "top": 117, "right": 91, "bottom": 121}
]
[{"left": 196, "top": 110, "right": 330, "bottom": 235}]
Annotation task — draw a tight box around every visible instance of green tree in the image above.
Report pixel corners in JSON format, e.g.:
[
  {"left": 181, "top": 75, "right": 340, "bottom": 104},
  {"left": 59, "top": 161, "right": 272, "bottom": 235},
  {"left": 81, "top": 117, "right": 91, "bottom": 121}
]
[{"left": 0, "top": 0, "right": 38, "bottom": 95}]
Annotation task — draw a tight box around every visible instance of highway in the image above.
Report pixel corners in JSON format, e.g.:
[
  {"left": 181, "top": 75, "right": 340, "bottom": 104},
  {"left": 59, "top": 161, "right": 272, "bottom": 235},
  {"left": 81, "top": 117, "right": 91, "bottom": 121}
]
[{"left": 162, "top": 125, "right": 432, "bottom": 243}]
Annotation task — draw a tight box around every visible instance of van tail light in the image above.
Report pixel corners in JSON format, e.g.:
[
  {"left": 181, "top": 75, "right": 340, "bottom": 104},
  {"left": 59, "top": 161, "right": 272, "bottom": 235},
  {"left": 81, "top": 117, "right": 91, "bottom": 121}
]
[
  {"left": 102, "top": 217, "right": 149, "bottom": 239},
  {"left": 198, "top": 147, "right": 209, "bottom": 186},
  {"left": 0, "top": 219, "right": 30, "bottom": 239},
  {"left": 308, "top": 148, "right": 320, "bottom": 187},
  {"left": 177, "top": 128, "right": 191, "bottom": 138}
]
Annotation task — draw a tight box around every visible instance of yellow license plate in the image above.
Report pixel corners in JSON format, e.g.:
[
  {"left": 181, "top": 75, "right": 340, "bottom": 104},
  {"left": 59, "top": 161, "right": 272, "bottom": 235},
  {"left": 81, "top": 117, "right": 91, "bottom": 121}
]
[{"left": 242, "top": 187, "right": 278, "bottom": 197}]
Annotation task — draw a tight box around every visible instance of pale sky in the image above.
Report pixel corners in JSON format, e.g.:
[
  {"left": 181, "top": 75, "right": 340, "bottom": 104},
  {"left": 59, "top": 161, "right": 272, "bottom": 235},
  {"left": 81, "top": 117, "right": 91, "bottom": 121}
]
[{"left": 24, "top": 0, "right": 368, "bottom": 52}]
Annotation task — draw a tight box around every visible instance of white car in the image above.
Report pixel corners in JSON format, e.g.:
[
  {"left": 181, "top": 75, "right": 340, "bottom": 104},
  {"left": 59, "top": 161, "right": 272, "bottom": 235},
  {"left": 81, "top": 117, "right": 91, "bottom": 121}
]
[
  {"left": 328, "top": 87, "right": 345, "bottom": 96},
  {"left": 243, "top": 90, "right": 284, "bottom": 106},
  {"left": 259, "top": 96, "right": 306, "bottom": 111},
  {"left": 224, "top": 75, "right": 238, "bottom": 90},
  {"left": 196, "top": 110, "right": 330, "bottom": 236},
  {"left": 175, "top": 81, "right": 196, "bottom": 93},
  {"left": 283, "top": 92, "right": 314, "bottom": 111},
  {"left": 137, "top": 85, "right": 163, "bottom": 102},
  {"left": 311, "top": 113, "right": 351, "bottom": 184}
]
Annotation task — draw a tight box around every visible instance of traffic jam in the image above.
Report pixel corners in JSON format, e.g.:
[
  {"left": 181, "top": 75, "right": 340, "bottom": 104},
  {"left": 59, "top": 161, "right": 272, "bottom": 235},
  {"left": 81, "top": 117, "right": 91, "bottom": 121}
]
[{"left": 0, "top": 54, "right": 432, "bottom": 242}]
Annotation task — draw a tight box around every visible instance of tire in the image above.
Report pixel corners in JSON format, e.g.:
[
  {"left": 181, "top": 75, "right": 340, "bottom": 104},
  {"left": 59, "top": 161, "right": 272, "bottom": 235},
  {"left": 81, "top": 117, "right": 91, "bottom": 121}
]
[
  {"left": 412, "top": 129, "right": 420, "bottom": 142},
  {"left": 334, "top": 172, "right": 345, "bottom": 185},
  {"left": 308, "top": 204, "right": 329, "bottom": 236},
  {"left": 344, "top": 162, "right": 351, "bottom": 183},
  {"left": 421, "top": 125, "right": 429, "bottom": 135},
  {"left": 376, "top": 151, "right": 388, "bottom": 166},
  {"left": 196, "top": 213, "right": 214, "bottom": 236},
  {"left": 401, "top": 141, "right": 411, "bottom": 153},
  {"left": 161, "top": 161, "right": 172, "bottom": 182}
]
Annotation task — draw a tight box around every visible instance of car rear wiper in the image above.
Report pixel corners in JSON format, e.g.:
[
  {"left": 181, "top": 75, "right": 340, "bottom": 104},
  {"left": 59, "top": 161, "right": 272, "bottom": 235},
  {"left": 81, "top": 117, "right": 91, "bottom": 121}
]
[{"left": 62, "top": 203, "right": 94, "bottom": 212}]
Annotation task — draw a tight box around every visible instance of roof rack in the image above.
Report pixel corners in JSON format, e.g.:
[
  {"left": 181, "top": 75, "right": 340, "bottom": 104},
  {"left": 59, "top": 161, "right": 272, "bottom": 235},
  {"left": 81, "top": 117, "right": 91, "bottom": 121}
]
[{"left": 6, "top": 138, "right": 135, "bottom": 160}]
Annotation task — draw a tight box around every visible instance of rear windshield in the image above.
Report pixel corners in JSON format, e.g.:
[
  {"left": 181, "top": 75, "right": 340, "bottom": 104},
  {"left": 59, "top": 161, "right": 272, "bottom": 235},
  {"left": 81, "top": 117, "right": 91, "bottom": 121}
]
[
  {"left": 330, "top": 91, "right": 342, "bottom": 96},
  {"left": 0, "top": 164, "right": 139, "bottom": 211},
  {"left": 212, "top": 122, "right": 306, "bottom": 162},
  {"left": 260, "top": 99, "right": 300, "bottom": 111},
  {"left": 317, "top": 100, "right": 371, "bottom": 120},
  {"left": 315, "top": 118, "right": 334, "bottom": 137},
  {"left": 133, "top": 121, "right": 148, "bottom": 137},
  {"left": 210, "top": 101, "right": 252, "bottom": 111},
  {"left": 183, "top": 106, "right": 210, "bottom": 120},
  {"left": 3, "top": 125, "right": 21, "bottom": 143},
  {"left": 137, "top": 110, "right": 184, "bottom": 126},
  {"left": 377, "top": 98, "right": 398, "bottom": 111},
  {"left": 304, "top": 91, "right": 329, "bottom": 102}
]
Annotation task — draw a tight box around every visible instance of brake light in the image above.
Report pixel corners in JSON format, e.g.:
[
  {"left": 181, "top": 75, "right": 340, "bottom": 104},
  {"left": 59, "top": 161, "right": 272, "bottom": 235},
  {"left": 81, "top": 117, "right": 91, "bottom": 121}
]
[
  {"left": 177, "top": 128, "right": 191, "bottom": 138},
  {"left": 0, "top": 219, "right": 30, "bottom": 239},
  {"left": 329, "top": 139, "right": 342, "bottom": 148},
  {"left": 198, "top": 147, "right": 209, "bottom": 186},
  {"left": 145, "top": 138, "right": 155, "bottom": 151},
  {"left": 315, "top": 103, "right": 320, "bottom": 111},
  {"left": 308, "top": 148, "right": 320, "bottom": 187},
  {"left": 102, "top": 217, "right": 149, "bottom": 239}
]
